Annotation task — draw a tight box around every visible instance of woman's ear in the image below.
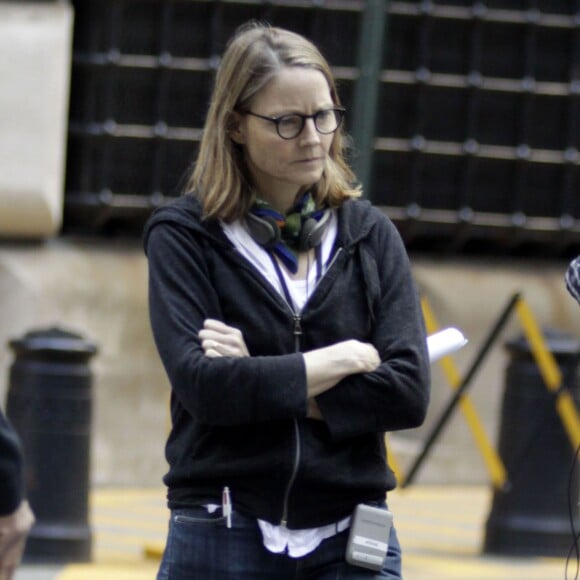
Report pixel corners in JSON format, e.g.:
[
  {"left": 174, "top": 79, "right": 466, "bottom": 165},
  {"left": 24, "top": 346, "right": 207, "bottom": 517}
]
[{"left": 228, "top": 112, "right": 246, "bottom": 145}]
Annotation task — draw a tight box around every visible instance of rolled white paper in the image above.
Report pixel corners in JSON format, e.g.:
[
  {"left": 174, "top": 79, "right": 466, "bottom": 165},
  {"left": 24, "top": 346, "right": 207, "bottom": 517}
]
[{"left": 427, "top": 327, "right": 468, "bottom": 363}]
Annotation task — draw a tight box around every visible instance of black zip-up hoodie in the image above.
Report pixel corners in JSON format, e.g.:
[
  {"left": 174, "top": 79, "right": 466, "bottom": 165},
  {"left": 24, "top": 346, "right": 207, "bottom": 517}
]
[{"left": 143, "top": 195, "right": 430, "bottom": 529}]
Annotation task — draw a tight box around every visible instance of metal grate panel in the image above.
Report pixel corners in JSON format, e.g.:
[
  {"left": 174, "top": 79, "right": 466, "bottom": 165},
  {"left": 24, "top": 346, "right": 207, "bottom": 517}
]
[
  {"left": 375, "top": 0, "right": 579, "bottom": 255},
  {"left": 64, "top": 0, "right": 579, "bottom": 256}
]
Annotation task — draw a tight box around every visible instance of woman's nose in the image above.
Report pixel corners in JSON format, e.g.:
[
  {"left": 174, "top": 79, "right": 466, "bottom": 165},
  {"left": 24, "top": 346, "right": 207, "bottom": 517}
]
[{"left": 299, "top": 118, "right": 321, "bottom": 144}]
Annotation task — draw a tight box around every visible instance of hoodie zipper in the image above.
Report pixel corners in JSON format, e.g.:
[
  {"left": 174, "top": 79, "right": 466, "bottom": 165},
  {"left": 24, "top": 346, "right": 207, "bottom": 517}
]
[
  {"left": 280, "top": 420, "right": 301, "bottom": 527},
  {"left": 274, "top": 250, "right": 346, "bottom": 528},
  {"left": 292, "top": 314, "right": 302, "bottom": 351},
  {"left": 229, "top": 244, "right": 342, "bottom": 527},
  {"left": 279, "top": 311, "right": 306, "bottom": 527}
]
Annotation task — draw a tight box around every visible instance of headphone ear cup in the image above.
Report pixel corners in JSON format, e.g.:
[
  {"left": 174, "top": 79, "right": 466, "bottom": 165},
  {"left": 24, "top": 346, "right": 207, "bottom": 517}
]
[
  {"left": 246, "top": 213, "right": 281, "bottom": 249},
  {"left": 298, "top": 211, "right": 331, "bottom": 251},
  {"left": 298, "top": 218, "right": 317, "bottom": 251}
]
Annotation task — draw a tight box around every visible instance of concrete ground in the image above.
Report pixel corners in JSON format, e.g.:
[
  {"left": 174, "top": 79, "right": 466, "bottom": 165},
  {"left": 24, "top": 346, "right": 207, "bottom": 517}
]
[{"left": 14, "top": 485, "right": 572, "bottom": 580}]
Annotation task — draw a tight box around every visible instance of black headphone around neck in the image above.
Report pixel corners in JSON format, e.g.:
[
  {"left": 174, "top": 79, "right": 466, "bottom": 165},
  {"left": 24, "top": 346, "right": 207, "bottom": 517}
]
[{"left": 246, "top": 210, "right": 331, "bottom": 252}]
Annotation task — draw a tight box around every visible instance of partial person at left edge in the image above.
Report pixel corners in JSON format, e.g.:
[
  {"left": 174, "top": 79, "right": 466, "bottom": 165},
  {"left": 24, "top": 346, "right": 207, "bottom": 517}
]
[{"left": 0, "top": 410, "right": 34, "bottom": 580}]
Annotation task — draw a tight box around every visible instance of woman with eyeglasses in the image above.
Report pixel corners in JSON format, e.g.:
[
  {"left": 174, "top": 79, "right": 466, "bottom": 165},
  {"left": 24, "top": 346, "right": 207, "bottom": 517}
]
[{"left": 144, "top": 21, "right": 430, "bottom": 579}]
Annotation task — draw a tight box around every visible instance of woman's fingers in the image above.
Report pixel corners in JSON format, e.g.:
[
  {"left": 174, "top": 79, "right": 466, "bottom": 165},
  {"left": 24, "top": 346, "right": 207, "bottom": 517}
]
[
  {"left": 204, "top": 348, "right": 221, "bottom": 358},
  {"left": 202, "top": 319, "right": 236, "bottom": 333},
  {"left": 199, "top": 320, "right": 249, "bottom": 357}
]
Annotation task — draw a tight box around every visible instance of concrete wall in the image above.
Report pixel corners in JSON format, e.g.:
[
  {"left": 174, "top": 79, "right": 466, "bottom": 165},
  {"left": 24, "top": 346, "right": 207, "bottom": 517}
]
[
  {"left": 0, "top": 240, "right": 168, "bottom": 486},
  {"left": 0, "top": 241, "right": 577, "bottom": 488},
  {"left": 0, "top": 1, "right": 73, "bottom": 238}
]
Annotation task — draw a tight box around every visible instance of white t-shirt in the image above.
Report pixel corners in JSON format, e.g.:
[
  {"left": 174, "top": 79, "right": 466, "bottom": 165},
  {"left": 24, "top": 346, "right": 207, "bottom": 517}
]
[
  {"left": 219, "top": 211, "right": 351, "bottom": 557},
  {"left": 221, "top": 211, "right": 337, "bottom": 311}
]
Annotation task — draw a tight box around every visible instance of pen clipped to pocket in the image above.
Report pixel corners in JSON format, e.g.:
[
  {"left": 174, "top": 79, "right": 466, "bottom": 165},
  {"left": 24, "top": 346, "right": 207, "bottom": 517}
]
[{"left": 222, "top": 486, "right": 232, "bottom": 528}]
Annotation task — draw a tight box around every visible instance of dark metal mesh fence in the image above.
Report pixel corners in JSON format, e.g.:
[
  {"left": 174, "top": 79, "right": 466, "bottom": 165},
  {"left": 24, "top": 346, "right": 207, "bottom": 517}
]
[{"left": 64, "top": 0, "right": 579, "bottom": 257}]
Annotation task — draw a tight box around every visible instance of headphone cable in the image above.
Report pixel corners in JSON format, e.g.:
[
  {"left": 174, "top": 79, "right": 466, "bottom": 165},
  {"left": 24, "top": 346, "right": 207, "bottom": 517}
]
[
  {"left": 564, "top": 349, "right": 580, "bottom": 580},
  {"left": 565, "top": 438, "right": 580, "bottom": 580}
]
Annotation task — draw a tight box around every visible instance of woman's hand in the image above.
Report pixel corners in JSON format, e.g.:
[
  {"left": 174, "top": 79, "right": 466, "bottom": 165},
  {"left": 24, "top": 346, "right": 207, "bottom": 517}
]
[
  {"left": 199, "top": 319, "right": 249, "bottom": 358},
  {"left": 0, "top": 500, "right": 34, "bottom": 580},
  {"left": 303, "top": 340, "right": 381, "bottom": 398}
]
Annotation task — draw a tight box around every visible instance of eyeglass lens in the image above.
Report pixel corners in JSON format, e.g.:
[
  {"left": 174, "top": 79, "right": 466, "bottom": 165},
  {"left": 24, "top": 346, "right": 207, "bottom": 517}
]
[{"left": 277, "top": 109, "right": 343, "bottom": 139}]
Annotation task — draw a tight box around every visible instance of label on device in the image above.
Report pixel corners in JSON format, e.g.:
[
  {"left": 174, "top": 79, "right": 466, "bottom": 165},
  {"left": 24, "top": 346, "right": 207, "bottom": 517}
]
[{"left": 352, "top": 535, "right": 388, "bottom": 553}]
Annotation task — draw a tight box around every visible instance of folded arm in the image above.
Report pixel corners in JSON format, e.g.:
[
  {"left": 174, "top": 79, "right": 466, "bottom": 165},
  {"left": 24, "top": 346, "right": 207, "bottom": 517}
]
[{"left": 200, "top": 318, "right": 381, "bottom": 419}]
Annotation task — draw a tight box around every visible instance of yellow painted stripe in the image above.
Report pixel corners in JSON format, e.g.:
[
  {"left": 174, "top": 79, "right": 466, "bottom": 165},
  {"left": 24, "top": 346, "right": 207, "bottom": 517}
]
[
  {"left": 397, "top": 522, "right": 481, "bottom": 539},
  {"left": 143, "top": 542, "right": 164, "bottom": 560},
  {"left": 516, "top": 298, "right": 580, "bottom": 450},
  {"left": 91, "top": 550, "right": 148, "bottom": 562},
  {"left": 94, "top": 514, "right": 167, "bottom": 532},
  {"left": 92, "top": 496, "right": 164, "bottom": 506},
  {"left": 94, "top": 534, "right": 165, "bottom": 548},
  {"left": 515, "top": 299, "right": 561, "bottom": 389},
  {"left": 384, "top": 433, "right": 403, "bottom": 483},
  {"left": 57, "top": 563, "right": 158, "bottom": 580},
  {"left": 404, "top": 554, "right": 565, "bottom": 580}
]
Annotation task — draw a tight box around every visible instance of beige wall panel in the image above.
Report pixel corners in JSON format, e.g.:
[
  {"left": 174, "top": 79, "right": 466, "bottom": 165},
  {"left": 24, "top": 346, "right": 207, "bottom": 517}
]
[{"left": 0, "top": 2, "right": 73, "bottom": 238}]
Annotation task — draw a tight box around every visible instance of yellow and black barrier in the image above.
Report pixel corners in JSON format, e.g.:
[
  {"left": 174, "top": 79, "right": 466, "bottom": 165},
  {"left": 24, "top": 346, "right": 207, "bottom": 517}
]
[
  {"left": 515, "top": 298, "right": 580, "bottom": 451},
  {"left": 400, "top": 293, "right": 520, "bottom": 488},
  {"left": 397, "top": 292, "right": 580, "bottom": 490},
  {"left": 484, "top": 297, "right": 580, "bottom": 557},
  {"left": 421, "top": 297, "right": 507, "bottom": 490}
]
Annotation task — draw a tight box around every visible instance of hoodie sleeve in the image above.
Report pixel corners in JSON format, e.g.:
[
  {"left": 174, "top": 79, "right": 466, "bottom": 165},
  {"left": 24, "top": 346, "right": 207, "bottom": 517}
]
[
  {"left": 0, "top": 410, "right": 24, "bottom": 516},
  {"left": 145, "top": 217, "right": 307, "bottom": 426},
  {"left": 316, "top": 210, "right": 431, "bottom": 440}
]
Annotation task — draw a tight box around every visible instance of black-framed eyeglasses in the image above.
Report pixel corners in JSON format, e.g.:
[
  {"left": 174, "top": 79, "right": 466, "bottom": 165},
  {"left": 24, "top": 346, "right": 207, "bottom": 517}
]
[{"left": 243, "top": 107, "right": 345, "bottom": 140}]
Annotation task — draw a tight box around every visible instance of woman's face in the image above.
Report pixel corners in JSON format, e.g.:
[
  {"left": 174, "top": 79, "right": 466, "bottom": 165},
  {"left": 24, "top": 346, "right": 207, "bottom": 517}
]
[{"left": 232, "top": 67, "right": 336, "bottom": 212}]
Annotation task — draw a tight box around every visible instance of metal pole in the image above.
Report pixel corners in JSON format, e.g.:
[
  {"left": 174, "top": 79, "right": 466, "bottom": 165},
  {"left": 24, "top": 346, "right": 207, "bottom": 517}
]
[{"left": 351, "top": 0, "right": 388, "bottom": 197}]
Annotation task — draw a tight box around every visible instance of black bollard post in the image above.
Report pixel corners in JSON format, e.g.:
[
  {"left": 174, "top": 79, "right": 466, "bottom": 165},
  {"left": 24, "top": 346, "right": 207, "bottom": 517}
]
[
  {"left": 5, "top": 327, "right": 97, "bottom": 563},
  {"left": 483, "top": 329, "right": 580, "bottom": 557}
]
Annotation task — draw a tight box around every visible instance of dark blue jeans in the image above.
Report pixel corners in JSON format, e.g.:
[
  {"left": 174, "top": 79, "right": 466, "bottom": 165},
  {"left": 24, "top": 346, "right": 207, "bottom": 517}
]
[{"left": 156, "top": 505, "right": 402, "bottom": 579}]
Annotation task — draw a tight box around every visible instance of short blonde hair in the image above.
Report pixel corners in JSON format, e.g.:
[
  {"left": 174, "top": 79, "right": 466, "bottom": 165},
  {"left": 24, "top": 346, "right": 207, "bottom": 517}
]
[{"left": 186, "top": 21, "right": 361, "bottom": 221}]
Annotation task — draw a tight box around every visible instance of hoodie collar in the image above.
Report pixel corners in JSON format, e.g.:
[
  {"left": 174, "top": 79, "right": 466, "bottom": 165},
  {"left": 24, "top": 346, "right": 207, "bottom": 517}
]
[{"left": 143, "top": 194, "right": 378, "bottom": 255}]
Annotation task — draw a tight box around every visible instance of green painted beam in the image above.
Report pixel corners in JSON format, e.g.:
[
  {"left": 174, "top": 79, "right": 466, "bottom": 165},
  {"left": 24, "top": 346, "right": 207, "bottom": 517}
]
[{"left": 351, "top": 0, "right": 388, "bottom": 198}]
